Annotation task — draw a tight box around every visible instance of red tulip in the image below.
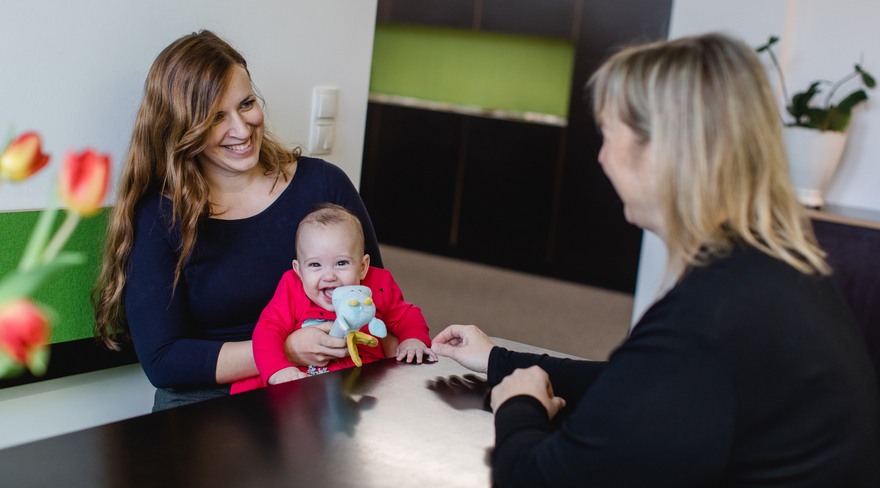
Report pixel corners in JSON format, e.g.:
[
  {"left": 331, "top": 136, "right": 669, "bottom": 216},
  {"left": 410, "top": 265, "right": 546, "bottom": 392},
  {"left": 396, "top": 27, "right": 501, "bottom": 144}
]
[
  {"left": 59, "top": 149, "right": 110, "bottom": 217},
  {"left": 0, "top": 299, "right": 50, "bottom": 365},
  {"left": 0, "top": 132, "right": 50, "bottom": 181}
]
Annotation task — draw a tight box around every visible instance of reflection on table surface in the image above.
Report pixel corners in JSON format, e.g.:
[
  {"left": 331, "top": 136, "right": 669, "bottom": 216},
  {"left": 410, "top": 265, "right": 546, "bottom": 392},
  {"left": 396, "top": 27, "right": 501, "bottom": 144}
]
[{"left": 0, "top": 338, "right": 581, "bottom": 488}]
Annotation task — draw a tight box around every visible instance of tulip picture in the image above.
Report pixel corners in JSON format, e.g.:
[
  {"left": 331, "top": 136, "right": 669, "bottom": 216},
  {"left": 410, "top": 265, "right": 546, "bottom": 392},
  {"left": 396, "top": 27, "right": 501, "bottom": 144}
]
[
  {"left": 0, "top": 132, "right": 50, "bottom": 182},
  {"left": 58, "top": 149, "right": 110, "bottom": 217},
  {"left": 0, "top": 299, "right": 51, "bottom": 377}
]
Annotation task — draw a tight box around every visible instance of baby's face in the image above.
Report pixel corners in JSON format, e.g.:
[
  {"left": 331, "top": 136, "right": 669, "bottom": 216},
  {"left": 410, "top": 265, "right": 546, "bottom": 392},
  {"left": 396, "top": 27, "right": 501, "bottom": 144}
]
[{"left": 293, "top": 223, "right": 369, "bottom": 311}]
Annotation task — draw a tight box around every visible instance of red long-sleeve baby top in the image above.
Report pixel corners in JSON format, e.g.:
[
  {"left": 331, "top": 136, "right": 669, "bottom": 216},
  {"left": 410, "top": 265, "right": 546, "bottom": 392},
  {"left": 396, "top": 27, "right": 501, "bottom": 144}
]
[{"left": 231, "top": 266, "right": 430, "bottom": 393}]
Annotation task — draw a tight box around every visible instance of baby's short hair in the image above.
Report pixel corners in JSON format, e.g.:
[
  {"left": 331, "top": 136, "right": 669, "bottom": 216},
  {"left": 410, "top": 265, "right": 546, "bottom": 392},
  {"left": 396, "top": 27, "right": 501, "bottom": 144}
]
[{"left": 296, "top": 203, "right": 365, "bottom": 255}]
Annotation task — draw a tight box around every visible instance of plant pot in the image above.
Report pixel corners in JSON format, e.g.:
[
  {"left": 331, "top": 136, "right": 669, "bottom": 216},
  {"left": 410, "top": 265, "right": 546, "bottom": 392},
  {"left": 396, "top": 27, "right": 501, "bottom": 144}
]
[{"left": 782, "top": 126, "right": 848, "bottom": 208}]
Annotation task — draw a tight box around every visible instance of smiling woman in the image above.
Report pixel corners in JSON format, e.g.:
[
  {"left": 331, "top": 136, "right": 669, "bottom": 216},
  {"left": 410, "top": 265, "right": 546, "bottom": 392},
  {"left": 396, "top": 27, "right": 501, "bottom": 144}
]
[
  {"left": 199, "top": 65, "right": 265, "bottom": 184},
  {"left": 91, "top": 30, "right": 383, "bottom": 411}
]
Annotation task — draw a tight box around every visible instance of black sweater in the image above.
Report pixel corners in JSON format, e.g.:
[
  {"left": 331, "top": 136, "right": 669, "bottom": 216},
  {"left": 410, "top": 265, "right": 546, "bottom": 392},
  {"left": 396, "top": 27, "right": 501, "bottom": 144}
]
[{"left": 489, "top": 246, "right": 880, "bottom": 487}]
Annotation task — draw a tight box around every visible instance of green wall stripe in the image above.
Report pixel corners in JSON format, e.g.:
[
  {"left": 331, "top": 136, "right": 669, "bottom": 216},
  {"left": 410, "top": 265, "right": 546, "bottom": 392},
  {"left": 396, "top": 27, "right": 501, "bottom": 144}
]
[
  {"left": 370, "top": 24, "right": 575, "bottom": 118},
  {"left": 0, "top": 209, "right": 108, "bottom": 343}
]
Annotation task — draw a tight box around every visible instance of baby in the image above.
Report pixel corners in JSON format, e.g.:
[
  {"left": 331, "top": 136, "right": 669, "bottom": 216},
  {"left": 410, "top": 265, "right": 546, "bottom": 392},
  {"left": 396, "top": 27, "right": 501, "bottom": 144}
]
[{"left": 232, "top": 204, "right": 435, "bottom": 393}]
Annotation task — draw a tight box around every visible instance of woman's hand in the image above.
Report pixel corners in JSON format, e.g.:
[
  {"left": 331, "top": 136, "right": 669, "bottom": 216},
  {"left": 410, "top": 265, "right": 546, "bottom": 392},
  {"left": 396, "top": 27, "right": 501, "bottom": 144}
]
[
  {"left": 284, "top": 322, "right": 348, "bottom": 367},
  {"left": 431, "top": 325, "right": 496, "bottom": 373},
  {"left": 490, "top": 365, "right": 566, "bottom": 419}
]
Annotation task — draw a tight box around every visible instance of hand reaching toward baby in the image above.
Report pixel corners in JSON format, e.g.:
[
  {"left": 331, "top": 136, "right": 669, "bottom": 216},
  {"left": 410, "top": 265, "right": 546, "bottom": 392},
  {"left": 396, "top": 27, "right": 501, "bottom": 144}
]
[
  {"left": 396, "top": 338, "right": 438, "bottom": 364},
  {"left": 268, "top": 366, "right": 310, "bottom": 385}
]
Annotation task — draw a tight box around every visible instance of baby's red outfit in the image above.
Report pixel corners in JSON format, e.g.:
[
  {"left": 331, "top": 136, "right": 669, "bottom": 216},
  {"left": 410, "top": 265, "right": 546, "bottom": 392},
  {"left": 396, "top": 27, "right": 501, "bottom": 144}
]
[{"left": 231, "top": 266, "right": 430, "bottom": 394}]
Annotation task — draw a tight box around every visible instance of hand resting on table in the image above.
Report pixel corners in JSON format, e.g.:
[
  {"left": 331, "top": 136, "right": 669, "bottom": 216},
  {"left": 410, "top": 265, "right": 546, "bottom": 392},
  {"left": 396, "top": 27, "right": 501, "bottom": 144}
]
[
  {"left": 491, "top": 365, "right": 566, "bottom": 419},
  {"left": 397, "top": 338, "right": 438, "bottom": 364}
]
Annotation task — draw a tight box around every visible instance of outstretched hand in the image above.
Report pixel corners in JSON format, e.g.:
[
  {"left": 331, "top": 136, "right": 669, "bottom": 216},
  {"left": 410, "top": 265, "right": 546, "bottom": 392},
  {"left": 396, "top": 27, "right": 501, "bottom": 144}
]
[
  {"left": 285, "top": 322, "right": 348, "bottom": 367},
  {"left": 491, "top": 365, "right": 566, "bottom": 419},
  {"left": 431, "top": 325, "right": 496, "bottom": 373}
]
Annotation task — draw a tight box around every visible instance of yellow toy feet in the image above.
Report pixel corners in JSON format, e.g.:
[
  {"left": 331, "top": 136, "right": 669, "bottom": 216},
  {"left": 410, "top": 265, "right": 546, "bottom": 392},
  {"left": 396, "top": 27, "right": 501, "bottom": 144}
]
[{"left": 346, "top": 331, "right": 378, "bottom": 367}]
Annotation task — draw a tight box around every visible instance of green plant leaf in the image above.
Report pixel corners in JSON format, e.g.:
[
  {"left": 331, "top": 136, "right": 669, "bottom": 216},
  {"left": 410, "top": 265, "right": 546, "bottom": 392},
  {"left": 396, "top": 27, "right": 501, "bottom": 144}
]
[
  {"left": 0, "top": 252, "right": 86, "bottom": 306},
  {"left": 790, "top": 82, "right": 821, "bottom": 120},
  {"left": 756, "top": 35, "right": 779, "bottom": 52},
  {"left": 837, "top": 89, "right": 868, "bottom": 112},
  {"left": 862, "top": 71, "right": 876, "bottom": 88},
  {"left": 826, "top": 106, "right": 852, "bottom": 132},
  {"left": 18, "top": 195, "right": 59, "bottom": 272},
  {"left": 805, "top": 108, "right": 829, "bottom": 130}
]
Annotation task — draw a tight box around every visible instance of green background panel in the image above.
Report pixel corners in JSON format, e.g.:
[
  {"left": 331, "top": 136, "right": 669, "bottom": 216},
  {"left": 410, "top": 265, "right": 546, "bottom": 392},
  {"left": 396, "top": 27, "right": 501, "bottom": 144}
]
[
  {"left": 0, "top": 209, "right": 108, "bottom": 343},
  {"left": 370, "top": 24, "right": 574, "bottom": 117}
]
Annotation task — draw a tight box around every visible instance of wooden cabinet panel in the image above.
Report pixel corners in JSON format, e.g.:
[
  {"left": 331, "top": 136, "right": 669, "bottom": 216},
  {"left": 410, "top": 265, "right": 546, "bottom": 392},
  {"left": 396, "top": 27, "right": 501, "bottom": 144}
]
[
  {"left": 455, "top": 117, "right": 562, "bottom": 274},
  {"left": 550, "top": 0, "right": 673, "bottom": 293},
  {"left": 480, "top": 0, "right": 579, "bottom": 39},
  {"left": 360, "top": 103, "right": 461, "bottom": 254}
]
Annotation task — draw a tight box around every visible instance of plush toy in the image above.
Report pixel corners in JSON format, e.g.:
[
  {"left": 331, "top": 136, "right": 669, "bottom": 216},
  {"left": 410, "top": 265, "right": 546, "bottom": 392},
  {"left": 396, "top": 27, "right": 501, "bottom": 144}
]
[{"left": 330, "top": 285, "right": 387, "bottom": 367}]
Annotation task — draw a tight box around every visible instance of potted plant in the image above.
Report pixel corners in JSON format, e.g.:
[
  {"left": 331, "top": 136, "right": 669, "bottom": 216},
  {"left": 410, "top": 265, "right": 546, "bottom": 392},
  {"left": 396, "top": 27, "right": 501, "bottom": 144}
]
[{"left": 757, "top": 35, "right": 875, "bottom": 208}]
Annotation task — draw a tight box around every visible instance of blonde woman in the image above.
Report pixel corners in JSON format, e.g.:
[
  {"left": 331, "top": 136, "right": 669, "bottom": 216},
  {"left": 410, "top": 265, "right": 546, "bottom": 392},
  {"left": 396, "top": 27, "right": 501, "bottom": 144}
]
[
  {"left": 93, "top": 31, "right": 381, "bottom": 410},
  {"left": 433, "top": 33, "right": 880, "bottom": 486}
]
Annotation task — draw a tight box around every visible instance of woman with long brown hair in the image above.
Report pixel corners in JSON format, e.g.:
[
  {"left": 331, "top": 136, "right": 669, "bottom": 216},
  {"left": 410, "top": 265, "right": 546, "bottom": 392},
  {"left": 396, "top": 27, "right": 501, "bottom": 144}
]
[
  {"left": 93, "top": 30, "right": 381, "bottom": 410},
  {"left": 432, "top": 33, "right": 880, "bottom": 486}
]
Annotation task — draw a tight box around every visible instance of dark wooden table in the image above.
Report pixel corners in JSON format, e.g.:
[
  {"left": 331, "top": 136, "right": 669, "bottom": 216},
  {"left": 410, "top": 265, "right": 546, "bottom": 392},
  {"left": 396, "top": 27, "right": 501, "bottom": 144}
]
[{"left": 0, "top": 339, "right": 578, "bottom": 487}]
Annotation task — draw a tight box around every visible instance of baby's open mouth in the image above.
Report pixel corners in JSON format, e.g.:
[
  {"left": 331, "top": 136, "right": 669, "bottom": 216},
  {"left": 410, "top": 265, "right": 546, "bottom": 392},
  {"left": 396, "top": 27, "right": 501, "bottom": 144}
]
[{"left": 320, "top": 287, "right": 336, "bottom": 303}]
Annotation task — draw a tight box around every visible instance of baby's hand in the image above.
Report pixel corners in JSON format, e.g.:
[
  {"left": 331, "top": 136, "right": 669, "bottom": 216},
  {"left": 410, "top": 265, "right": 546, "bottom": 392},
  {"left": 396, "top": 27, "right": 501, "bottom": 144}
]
[
  {"left": 396, "top": 338, "right": 438, "bottom": 364},
  {"left": 268, "top": 367, "right": 309, "bottom": 385}
]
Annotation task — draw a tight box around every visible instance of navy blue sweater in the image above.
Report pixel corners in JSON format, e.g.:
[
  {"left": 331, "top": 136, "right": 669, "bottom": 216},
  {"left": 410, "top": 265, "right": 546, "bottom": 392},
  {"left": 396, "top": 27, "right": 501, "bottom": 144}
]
[
  {"left": 124, "top": 158, "right": 382, "bottom": 388},
  {"left": 490, "top": 246, "right": 880, "bottom": 487}
]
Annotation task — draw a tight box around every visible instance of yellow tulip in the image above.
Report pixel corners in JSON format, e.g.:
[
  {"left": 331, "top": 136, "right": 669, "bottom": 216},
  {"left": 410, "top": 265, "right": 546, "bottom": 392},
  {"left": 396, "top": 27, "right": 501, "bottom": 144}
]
[{"left": 0, "top": 132, "right": 50, "bottom": 181}]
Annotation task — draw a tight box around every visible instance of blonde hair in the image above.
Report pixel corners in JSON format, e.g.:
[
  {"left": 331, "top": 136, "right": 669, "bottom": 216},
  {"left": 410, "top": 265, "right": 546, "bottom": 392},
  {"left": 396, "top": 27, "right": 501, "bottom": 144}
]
[
  {"left": 590, "top": 33, "right": 829, "bottom": 277},
  {"left": 93, "top": 30, "right": 300, "bottom": 349},
  {"left": 296, "top": 204, "right": 366, "bottom": 257}
]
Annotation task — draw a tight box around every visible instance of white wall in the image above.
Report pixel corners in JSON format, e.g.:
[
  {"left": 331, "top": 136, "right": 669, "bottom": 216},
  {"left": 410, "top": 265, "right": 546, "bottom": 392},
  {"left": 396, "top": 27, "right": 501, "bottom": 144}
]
[
  {"left": 0, "top": 0, "right": 378, "bottom": 211},
  {"left": 633, "top": 0, "right": 880, "bottom": 324},
  {"left": 0, "top": 0, "right": 378, "bottom": 449}
]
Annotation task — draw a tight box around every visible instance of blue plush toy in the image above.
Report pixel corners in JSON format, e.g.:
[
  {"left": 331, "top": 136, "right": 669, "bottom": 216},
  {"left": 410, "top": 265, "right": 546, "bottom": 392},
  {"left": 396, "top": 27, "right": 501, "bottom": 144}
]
[{"left": 330, "top": 285, "right": 387, "bottom": 367}]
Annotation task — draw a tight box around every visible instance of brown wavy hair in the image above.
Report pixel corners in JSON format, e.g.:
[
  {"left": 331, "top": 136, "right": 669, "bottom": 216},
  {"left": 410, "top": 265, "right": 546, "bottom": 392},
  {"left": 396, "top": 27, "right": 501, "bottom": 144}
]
[
  {"left": 590, "top": 33, "right": 829, "bottom": 278},
  {"left": 93, "top": 30, "right": 300, "bottom": 349}
]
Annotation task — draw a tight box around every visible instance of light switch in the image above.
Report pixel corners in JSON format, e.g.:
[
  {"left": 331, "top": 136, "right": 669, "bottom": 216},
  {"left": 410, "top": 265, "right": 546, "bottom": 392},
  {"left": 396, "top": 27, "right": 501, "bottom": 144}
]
[
  {"left": 312, "top": 87, "right": 338, "bottom": 119},
  {"left": 309, "top": 120, "right": 334, "bottom": 155}
]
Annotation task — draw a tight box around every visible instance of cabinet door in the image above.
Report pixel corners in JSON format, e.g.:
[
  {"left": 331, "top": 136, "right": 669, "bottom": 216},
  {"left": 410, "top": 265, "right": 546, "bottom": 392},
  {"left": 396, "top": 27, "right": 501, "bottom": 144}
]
[
  {"left": 455, "top": 117, "right": 563, "bottom": 274},
  {"left": 360, "top": 103, "right": 461, "bottom": 254}
]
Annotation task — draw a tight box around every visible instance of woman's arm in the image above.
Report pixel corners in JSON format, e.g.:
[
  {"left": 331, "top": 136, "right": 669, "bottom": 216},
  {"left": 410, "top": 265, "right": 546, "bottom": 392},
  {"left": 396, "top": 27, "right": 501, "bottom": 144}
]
[
  {"left": 125, "top": 201, "right": 226, "bottom": 388},
  {"left": 490, "top": 316, "right": 735, "bottom": 488},
  {"left": 432, "top": 325, "right": 606, "bottom": 406},
  {"left": 489, "top": 348, "right": 606, "bottom": 409},
  {"left": 216, "top": 340, "right": 258, "bottom": 384}
]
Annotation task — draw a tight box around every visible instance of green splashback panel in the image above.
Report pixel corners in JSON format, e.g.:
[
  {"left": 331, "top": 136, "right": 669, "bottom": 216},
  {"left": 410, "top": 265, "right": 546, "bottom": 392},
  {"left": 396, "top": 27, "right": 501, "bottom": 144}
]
[
  {"left": 370, "top": 24, "right": 575, "bottom": 118},
  {"left": 0, "top": 209, "right": 108, "bottom": 343}
]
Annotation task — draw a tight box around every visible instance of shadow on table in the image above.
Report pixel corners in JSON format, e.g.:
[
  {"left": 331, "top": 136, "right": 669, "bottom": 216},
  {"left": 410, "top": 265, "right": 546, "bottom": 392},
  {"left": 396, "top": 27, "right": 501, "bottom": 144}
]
[{"left": 427, "top": 374, "right": 492, "bottom": 412}]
